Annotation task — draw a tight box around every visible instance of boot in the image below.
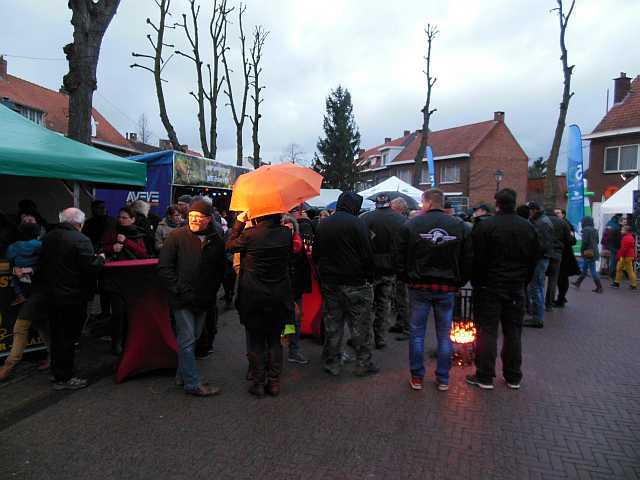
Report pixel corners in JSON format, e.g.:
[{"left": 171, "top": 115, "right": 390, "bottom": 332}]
[
  {"left": 593, "top": 278, "right": 603, "bottom": 294},
  {"left": 248, "top": 352, "right": 266, "bottom": 398},
  {"left": 572, "top": 276, "right": 584, "bottom": 289},
  {"left": 265, "top": 378, "right": 280, "bottom": 397},
  {"left": 266, "top": 346, "right": 283, "bottom": 396},
  {"left": 0, "top": 359, "right": 17, "bottom": 381}
]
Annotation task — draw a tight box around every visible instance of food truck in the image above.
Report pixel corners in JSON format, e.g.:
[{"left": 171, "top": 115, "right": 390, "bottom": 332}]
[{"left": 96, "top": 150, "right": 250, "bottom": 216}]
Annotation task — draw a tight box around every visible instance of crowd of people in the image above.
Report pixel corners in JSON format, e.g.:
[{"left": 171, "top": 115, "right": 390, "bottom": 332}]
[{"left": 0, "top": 187, "right": 636, "bottom": 397}]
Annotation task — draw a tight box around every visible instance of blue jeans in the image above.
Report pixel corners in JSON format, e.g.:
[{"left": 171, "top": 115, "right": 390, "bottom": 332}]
[
  {"left": 582, "top": 259, "right": 600, "bottom": 281},
  {"left": 608, "top": 249, "right": 618, "bottom": 276},
  {"left": 408, "top": 289, "right": 454, "bottom": 383},
  {"left": 527, "top": 258, "right": 549, "bottom": 322},
  {"left": 174, "top": 308, "right": 206, "bottom": 391}
]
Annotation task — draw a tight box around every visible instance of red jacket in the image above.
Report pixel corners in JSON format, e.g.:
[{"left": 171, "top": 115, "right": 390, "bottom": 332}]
[
  {"left": 101, "top": 229, "right": 148, "bottom": 260},
  {"left": 617, "top": 233, "right": 636, "bottom": 259}
]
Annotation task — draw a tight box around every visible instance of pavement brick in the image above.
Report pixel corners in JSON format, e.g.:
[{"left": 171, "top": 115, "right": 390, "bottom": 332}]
[{"left": 0, "top": 284, "right": 639, "bottom": 479}]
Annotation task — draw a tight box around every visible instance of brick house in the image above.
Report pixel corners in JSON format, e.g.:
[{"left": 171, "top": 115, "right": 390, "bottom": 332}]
[
  {"left": 0, "top": 55, "right": 138, "bottom": 157},
  {"left": 584, "top": 72, "right": 640, "bottom": 201},
  {"left": 356, "top": 112, "right": 528, "bottom": 210},
  {"left": 527, "top": 175, "right": 567, "bottom": 209}
]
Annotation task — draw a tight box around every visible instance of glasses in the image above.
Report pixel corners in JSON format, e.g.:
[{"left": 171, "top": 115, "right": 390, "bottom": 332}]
[
  {"left": 188, "top": 214, "right": 208, "bottom": 221},
  {"left": 118, "top": 215, "right": 132, "bottom": 221}
]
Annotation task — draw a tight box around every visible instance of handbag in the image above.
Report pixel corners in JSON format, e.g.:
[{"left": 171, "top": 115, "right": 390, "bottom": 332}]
[{"left": 583, "top": 249, "right": 595, "bottom": 259}]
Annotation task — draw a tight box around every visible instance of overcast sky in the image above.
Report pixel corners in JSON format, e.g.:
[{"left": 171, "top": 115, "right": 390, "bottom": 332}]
[{"left": 1, "top": 0, "right": 638, "bottom": 171}]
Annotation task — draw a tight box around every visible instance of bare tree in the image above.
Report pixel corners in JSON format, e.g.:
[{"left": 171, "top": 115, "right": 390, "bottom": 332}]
[
  {"left": 412, "top": 24, "right": 438, "bottom": 187},
  {"left": 222, "top": 4, "right": 252, "bottom": 167},
  {"left": 131, "top": 0, "right": 181, "bottom": 151},
  {"left": 544, "top": 0, "right": 576, "bottom": 210},
  {"left": 64, "top": 0, "right": 120, "bottom": 144},
  {"left": 249, "top": 26, "right": 269, "bottom": 169},
  {"left": 137, "top": 113, "right": 153, "bottom": 144},
  {"left": 206, "top": 0, "right": 233, "bottom": 160},
  {"left": 175, "top": 1, "right": 209, "bottom": 157},
  {"left": 280, "top": 143, "right": 306, "bottom": 165}
]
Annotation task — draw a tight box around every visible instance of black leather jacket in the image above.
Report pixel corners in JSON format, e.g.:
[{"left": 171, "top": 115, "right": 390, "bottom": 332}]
[
  {"left": 395, "top": 209, "right": 472, "bottom": 287},
  {"left": 360, "top": 207, "right": 406, "bottom": 275}
]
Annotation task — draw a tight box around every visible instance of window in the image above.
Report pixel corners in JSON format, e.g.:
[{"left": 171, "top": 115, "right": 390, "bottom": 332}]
[
  {"left": 397, "top": 168, "right": 413, "bottom": 184},
  {"left": 17, "top": 106, "right": 44, "bottom": 125},
  {"left": 420, "top": 162, "right": 432, "bottom": 185},
  {"left": 439, "top": 164, "right": 460, "bottom": 184},
  {"left": 446, "top": 196, "right": 469, "bottom": 213},
  {"left": 604, "top": 145, "right": 639, "bottom": 172}
]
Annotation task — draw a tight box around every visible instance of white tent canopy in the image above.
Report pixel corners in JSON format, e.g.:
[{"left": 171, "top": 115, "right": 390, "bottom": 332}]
[
  {"left": 306, "top": 188, "right": 343, "bottom": 208},
  {"left": 600, "top": 177, "right": 640, "bottom": 215},
  {"left": 358, "top": 176, "right": 423, "bottom": 202}
]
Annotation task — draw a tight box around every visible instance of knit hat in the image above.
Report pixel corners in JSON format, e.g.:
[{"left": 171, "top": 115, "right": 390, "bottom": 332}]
[
  {"left": 188, "top": 199, "right": 212, "bottom": 217},
  {"left": 177, "top": 194, "right": 192, "bottom": 204}
]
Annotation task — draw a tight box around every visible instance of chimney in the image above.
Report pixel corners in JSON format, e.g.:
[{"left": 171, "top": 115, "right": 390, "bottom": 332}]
[
  {"left": 494, "top": 111, "right": 505, "bottom": 122},
  {"left": 126, "top": 132, "right": 138, "bottom": 142},
  {"left": 159, "top": 139, "right": 172, "bottom": 150},
  {"left": 613, "top": 72, "right": 631, "bottom": 103},
  {"left": 384, "top": 137, "right": 392, "bottom": 143},
  {"left": 403, "top": 130, "right": 410, "bottom": 136},
  {"left": 0, "top": 56, "right": 7, "bottom": 79}
]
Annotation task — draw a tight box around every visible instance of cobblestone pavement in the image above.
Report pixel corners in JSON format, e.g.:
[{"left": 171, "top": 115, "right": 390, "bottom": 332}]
[{"left": 1, "top": 284, "right": 639, "bottom": 479}]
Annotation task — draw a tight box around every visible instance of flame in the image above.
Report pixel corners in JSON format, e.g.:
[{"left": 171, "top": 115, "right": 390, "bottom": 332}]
[{"left": 450, "top": 320, "right": 476, "bottom": 344}]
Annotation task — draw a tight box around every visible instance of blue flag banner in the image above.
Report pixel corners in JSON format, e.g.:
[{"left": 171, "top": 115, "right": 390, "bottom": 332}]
[
  {"left": 566, "top": 124, "right": 584, "bottom": 236},
  {"left": 426, "top": 146, "right": 436, "bottom": 187}
]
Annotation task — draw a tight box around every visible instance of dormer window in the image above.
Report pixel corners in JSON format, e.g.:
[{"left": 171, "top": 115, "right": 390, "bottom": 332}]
[{"left": 16, "top": 105, "right": 44, "bottom": 125}]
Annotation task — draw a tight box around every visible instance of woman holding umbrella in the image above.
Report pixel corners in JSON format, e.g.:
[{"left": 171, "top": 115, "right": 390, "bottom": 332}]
[
  {"left": 227, "top": 163, "right": 323, "bottom": 397},
  {"left": 226, "top": 212, "right": 294, "bottom": 397}
]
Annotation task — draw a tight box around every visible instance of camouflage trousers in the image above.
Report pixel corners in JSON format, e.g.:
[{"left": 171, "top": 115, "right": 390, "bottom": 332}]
[
  {"left": 372, "top": 274, "right": 395, "bottom": 343},
  {"left": 391, "top": 278, "right": 410, "bottom": 332},
  {"left": 321, "top": 283, "right": 373, "bottom": 368}
]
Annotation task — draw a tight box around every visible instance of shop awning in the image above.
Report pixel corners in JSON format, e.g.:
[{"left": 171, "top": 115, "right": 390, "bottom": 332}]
[{"left": 0, "top": 103, "right": 146, "bottom": 186}]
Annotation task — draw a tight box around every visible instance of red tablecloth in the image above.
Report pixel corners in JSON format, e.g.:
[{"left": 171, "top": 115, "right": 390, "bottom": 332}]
[
  {"left": 102, "top": 259, "right": 177, "bottom": 383},
  {"left": 301, "top": 254, "right": 323, "bottom": 338}
]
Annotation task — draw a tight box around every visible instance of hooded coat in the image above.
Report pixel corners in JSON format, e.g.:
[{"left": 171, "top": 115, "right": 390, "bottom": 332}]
[
  {"left": 312, "top": 192, "right": 374, "bottom": 286},
  {"left": 580, "top": 216, "right": 599, "bottom": 260}
]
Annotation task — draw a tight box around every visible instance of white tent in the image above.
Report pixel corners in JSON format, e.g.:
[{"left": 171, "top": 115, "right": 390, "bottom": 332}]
[
  {"left": 600, "top": 177, "right": 640, "bottom": 215},
  {"left": 358, "top": 176, "right": 423, "bottom": 202},
  {"left": 306, "top": 188, "right": 343, "bottom": 208}
]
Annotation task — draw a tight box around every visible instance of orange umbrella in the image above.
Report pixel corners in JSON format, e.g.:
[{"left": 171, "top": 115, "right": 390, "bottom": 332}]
[{"left": 230, "top": 163, "right": 323, "bottom": 218}]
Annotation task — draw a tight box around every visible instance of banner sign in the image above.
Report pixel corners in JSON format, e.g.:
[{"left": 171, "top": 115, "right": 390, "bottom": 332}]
[
  {"left": 173, "top": 153, "right": 234, "bottom": 188},
  {"left": 426, "top": 146, "right": 436, "bottom": 187},
  {"left": 96, "top": 160, "right": 171, "bottom": 218},
  {"left": 0, "top": 261, "right": 46, "bottom": 358},
  {"left": 566, "top": 124, "right": 584, "bottom": 237}
]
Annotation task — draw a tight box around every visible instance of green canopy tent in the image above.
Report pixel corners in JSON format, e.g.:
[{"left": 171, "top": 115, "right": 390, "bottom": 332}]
[{"left": 0, "top": 103, "right": 146, "bottom": 217}]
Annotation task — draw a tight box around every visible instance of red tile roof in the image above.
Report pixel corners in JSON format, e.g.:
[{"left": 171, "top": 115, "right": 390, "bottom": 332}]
[
  {"left": 358, "top": 119, "right": 498, "bottom": 168},
  {"left": 592, "top": 75, "right": 640, "bottom": 133},
  {"left": 0, "top": 73, "right": 132, "bottom": 149}
]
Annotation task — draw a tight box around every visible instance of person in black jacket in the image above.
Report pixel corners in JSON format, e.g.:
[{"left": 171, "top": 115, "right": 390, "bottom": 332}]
[
  {"left": 466, "top": 189, "right": 539, "bottom": 391},
  {"left": 313, "top": 192, "right": 377, "bottom": 377},
  {"left": 158, "top": 200, "right": 225, "bottom": 397},
  {"left": 554, "top": 208, "right": 580, "bottom": 306},
  {"left": 34, "top": 208, "right": 105, "bottom": 391},
  {"left": 82, "top": 200, "right": 116, "bottom": 250},
  {"left": 523, "top": 202, "right": 554, "bottom": 328},
  {"left": 544, "top": 208, "right": 572, "bottom": 311},
  {"left": 226, "top": 213, "right": 294, "bottom": 398},
  {"left": 360, "top": 193, "right": 407, "bottom": 349},
  {"left": 395, "top": 189, "right": 472, "bottom": 391}
]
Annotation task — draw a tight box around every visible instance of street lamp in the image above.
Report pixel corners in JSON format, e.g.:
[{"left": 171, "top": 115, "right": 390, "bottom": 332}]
[{"left": 495, "top": 169, "right": 504, "bottom": 193}]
